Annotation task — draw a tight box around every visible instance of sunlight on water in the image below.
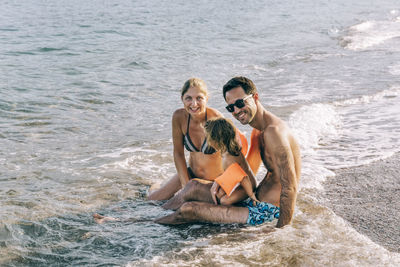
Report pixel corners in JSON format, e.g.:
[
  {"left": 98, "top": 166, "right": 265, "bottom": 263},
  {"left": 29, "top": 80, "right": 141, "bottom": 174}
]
[
  {"left": 1, "top": 0, "right": 400, "bottom": 266},
  {"left": 340, "top": 17, "right": 400, "bottom": 51}
]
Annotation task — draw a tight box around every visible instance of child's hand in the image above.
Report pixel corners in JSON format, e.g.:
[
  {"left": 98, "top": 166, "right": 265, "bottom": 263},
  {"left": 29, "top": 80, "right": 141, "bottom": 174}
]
[
  {"left": 250, "top": 193, "right": 260, "bottom": 206},
  {"left": 210, "top": 182, "right": 220, "bottom": 205}
]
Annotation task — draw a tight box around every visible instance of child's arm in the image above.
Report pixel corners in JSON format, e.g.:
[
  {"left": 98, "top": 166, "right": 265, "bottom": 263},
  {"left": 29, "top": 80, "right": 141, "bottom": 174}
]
[
  {"left": 224, "top": 152, "right": 257, "bottom": 190},
  {"left": 210, "top": 181, "right": 226, "bottom": 204},
  {"left": 240, "top": 175, "right": 260, "bottom": 205}
]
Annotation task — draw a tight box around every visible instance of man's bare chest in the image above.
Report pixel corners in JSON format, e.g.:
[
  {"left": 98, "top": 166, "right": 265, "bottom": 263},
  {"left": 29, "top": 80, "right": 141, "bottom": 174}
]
[{"left": 259, "top": 136, "right": 274, "bottom": 173}]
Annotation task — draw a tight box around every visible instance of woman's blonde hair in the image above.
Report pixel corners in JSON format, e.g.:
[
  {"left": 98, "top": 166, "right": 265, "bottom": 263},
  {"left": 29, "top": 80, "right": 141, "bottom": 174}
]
[
  {"left": 205, "top": 118, "right": 241, "bottom": 156},
  {"left": 181, "top": 78, "right": 208, "bottom": 97}
]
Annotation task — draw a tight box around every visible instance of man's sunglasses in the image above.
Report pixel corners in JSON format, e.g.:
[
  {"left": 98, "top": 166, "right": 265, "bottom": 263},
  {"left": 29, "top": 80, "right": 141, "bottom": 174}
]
[{"left": 225, "top": 94, "right": 253, "bottom": 112}]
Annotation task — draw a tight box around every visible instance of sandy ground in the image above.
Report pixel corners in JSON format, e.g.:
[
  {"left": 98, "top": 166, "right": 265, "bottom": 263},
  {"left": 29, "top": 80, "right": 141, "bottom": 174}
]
[{"left": 323, "top": 153, "right": 400, "bottom": 253}]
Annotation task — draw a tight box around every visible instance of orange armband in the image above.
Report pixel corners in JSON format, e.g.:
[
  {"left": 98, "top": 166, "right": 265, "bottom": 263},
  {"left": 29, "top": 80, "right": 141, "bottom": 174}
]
[
  {"left": 215, "top": 162, "right": 247, "bottom": 196},
  {"left": 246, "top": 128, "right": 262, "bottom": 175},
  {"left": 236, "top": 129, "right": 248, "bottom": 156}
]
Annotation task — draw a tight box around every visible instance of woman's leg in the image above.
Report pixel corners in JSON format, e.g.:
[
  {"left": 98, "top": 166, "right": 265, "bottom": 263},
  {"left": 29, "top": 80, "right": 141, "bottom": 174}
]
[{"left": 147, "top": 173, "right": 182, "bottom": 201}]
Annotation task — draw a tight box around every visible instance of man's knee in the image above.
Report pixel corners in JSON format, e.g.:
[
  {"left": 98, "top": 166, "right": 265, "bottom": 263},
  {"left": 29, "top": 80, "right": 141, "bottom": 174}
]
[
  {"left": 182, "top": 180, "right": 202, "bottom": 201},
  {"left": 178, "top": 202, "right": 197, "bottom": 219}
]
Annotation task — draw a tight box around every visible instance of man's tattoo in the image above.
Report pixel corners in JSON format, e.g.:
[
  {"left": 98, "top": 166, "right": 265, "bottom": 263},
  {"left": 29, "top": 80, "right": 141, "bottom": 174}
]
[{"left": 276, "top": 146, "right": 295, "bottom": 227}]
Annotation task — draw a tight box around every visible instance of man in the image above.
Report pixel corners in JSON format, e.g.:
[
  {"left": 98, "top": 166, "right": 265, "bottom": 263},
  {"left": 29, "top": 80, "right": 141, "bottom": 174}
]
[{"left": 156, "top": 77, "right": 301, "bottom": 228}]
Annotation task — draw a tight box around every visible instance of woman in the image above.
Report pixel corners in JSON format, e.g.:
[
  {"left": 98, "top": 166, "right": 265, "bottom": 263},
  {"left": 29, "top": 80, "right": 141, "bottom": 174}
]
[{"left": 148, "top": 78, "right": 224, "bottom": 200}]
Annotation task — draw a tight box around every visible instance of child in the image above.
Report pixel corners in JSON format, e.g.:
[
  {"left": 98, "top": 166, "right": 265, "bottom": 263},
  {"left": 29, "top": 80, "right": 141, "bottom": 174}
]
[{"left": 205, "top": 118, "right": 260, "bottom": 206}]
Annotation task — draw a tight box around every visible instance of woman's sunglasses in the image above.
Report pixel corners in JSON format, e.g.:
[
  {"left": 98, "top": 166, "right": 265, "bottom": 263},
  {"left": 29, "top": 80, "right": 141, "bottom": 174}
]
[{"left": 225, "top": 94, "right": 253, "bottom": 112}]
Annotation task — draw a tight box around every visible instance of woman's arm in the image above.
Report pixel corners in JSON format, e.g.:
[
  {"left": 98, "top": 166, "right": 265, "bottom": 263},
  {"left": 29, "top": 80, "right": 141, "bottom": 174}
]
[{"left": 172, "top": 110, "right": 190, "bottom": 187}]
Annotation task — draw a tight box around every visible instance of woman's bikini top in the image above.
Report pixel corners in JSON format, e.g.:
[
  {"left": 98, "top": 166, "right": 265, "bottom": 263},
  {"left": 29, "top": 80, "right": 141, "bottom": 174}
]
[{"left": 183, "top": 110, "right": 216, "bottom": 154}]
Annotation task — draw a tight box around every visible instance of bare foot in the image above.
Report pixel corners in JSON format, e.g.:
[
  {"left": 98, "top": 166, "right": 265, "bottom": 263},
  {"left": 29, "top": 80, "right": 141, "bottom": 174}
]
[
  {"left": 149, "top": 182, "right": 161, "bottom": 193},
  {"left": 93, "top": 213, "right": 120, "bottom": 224}
]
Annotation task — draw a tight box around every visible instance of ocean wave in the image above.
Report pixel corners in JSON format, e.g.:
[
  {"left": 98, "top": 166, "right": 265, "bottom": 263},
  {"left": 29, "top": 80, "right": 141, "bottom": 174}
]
[
  {"left": 388, "top": 63, "right": 400, "bottom": 75},
  {"left": 97, "top": 142, "right": 175, "bottom": 186},
  {"left": 339, "top": 17, "right": 400, "bottom": 51},
  {"left": 289, "top": 87, "right": 400, "bottom": 173},
  {"left": 288, "top": 103, "right": 341, "bottom": 190},
  {"left": 289, "top": 103, "right": 341, "bottom": 152},
  {"left": 333, "top": 86, "right": 400, "bottom": 106},
  {"left": 131, "top": 201, "right": 400, "bottom": 266}
]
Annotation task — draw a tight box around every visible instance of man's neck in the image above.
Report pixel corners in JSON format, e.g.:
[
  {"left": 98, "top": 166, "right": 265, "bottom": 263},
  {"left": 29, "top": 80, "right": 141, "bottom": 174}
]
[{"left": 249, "top": 102, "right": 270, "bottom": 131}]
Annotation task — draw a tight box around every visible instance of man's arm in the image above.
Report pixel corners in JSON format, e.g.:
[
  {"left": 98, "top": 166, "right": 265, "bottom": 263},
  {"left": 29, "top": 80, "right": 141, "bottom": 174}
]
[{"left": 265, "top": 126, "right": 298, "bottom": 228}]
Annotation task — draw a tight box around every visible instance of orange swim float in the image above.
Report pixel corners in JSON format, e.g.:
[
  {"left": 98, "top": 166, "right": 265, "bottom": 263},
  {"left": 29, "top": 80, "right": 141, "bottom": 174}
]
[
  {"left": 192, "top": 129, "right": 262, "bottom": 192},
  {"left": 237, "top": 129, "right": 248, "bottom": 156},
  {"left": 215, "top": 162, "right": 247, "bottom": 196}
]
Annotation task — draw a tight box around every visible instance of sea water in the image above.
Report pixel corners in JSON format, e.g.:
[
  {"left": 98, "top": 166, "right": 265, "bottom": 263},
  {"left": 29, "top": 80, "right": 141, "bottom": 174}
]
[{"left": 1, "top": 0, "right": 400, "bottom": 266}]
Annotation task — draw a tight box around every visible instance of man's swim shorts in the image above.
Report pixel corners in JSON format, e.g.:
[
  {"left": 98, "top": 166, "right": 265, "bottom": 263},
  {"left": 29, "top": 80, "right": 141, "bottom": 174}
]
[{"left": 241, "top": 199, "right": 280, "bottom": 225}]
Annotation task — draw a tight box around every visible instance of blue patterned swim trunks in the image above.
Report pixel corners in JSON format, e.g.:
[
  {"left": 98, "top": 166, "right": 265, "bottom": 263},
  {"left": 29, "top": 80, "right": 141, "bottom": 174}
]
[{"left": 241, "top": 199, "right": 280, "bottom": 225}]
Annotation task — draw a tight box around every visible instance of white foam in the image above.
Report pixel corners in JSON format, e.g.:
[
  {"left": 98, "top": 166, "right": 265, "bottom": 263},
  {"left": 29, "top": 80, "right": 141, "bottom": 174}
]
[
  {"left": 97, "top": 147, "right": 157, "bottom": 158},
  {"left": 289, "top": 103, "right": 341, "bottom": 152},
  {"left": 251, "top": 64, "right": 268, "bottom": 72},
  {"left": 333, "top": 87, "right": 400, "bottom": 106},
  {"left": 299, "top": 162, "right": 335, "bottom": 191},
  {"left": 341, "top": 18, "right": 400, "bottom": 51},
  {"left": 130, "top": 204, "right": 400, "bottom": 266},
  {"left": 388, "top": 64, "right": 400, "bottom": 75},
  {"left": 288, "top": 104, "right": 341, "bottom": 190},
  {"left": 287, "top": 87, "right": 400, "bottom": 188},
  {"left": 100, "top": 152, "right": 172, "bottom": 176},
  {"left": 96, "top": 144, "right": 176, "bottom": 188},
  {"left": 296, "top": 87, "right": 400, "bottom": 170}
]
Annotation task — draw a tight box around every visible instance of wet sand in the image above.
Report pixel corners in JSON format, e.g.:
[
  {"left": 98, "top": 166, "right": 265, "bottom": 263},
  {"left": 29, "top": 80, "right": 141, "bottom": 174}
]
[{"left": 324, "top": 153, "right": 400, "bottom": 253}]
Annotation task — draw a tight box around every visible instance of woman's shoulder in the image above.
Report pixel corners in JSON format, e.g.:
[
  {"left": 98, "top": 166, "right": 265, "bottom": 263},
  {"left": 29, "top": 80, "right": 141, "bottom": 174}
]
[
  {"left": 173, "top": 108, "right": 187, "bottom": 118},
  {"left": 172, "top": 108, "right": 188, "bottom": 126},
  {"left": 207, "top": 107, "right": 224, "bottom": 119}
]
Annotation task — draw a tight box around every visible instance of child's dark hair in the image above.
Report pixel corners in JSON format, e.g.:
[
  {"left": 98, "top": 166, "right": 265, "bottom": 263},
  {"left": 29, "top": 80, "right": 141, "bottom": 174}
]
[{"left": 205, "top": 118, "right": 241, "bottom": 156}]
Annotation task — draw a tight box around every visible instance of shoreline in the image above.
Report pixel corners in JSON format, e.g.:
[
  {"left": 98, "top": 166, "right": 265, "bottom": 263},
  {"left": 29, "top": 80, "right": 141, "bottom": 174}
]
[{"left": 323, "top": 153, "right": 400, "bottom": 253}]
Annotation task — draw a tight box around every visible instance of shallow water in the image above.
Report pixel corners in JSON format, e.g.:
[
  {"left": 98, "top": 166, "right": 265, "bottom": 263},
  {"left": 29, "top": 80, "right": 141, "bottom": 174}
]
[{"left": 1, "top": 0, "right": 400, "bottom": 266}]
